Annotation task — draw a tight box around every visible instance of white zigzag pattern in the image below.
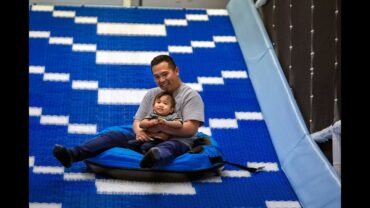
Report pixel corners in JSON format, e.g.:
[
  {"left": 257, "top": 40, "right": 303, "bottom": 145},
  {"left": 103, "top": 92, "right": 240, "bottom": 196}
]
[
  {"left": 265, "top": 200, "right": 302, "bottom": 208},
  {"left": 30, "top": 155, "right": 278, "bottom": 186},
  {"left": 29, "top": 65, "right": 247, "bottom": 93},
  {"left": 29, "top": 6, "right": 234, "bottom": 65},
  {"left": 29, "top": 106, "right": 97, "bottom": 134},
  {"left": 29, "top": 30, "right": 236, "bottom": 64},
  {"left": 209, "top": 111, "right": 264, "bottom": 129},
  {"left": 29, "top": 64, "right": 255, "bottom": 134},
  {"left": 30, "top": 105, "right": 213, "bottom": 136},
  {"left": 29, "top": 66, "right": 69, "bottom": 82},
  {"left": 29, "top": 202, "right": 62, "bottom": 208},
  {"left": 31, "top": 5, "right": 228, "bottom": 25}
]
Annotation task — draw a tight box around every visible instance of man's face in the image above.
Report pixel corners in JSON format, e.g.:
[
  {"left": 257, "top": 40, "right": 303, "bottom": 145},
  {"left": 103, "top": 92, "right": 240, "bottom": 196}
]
[{"left": 152, "top": 61, "right": 180, "bottom": 92}]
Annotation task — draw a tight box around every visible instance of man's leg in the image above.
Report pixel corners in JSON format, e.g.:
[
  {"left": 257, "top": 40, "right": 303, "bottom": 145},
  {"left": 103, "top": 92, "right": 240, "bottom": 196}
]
[
  {"left": 140, "top": 140, "right": 190, "bottom": 168},
  {"left": 53, "top": 131, "right": 135, "bottom": 167},
  {"left": 127, "top": 139, "right": 144, "bottom": 153}
]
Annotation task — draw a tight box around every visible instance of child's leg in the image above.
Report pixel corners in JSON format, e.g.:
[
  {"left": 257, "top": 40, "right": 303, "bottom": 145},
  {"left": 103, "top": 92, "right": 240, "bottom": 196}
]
[
  {"left": 156, "top": 140, "right": 189, "bottom": 161},
  {"left": 147, "top": 132, "right": 170, "bottom": 140},
  {"left": 141, "top": 140, "right": 162, "bottom": 154},
  {"left": 154, "top": 132, "right": 170, "bottom": 140},
  {"left": 140, "top": 140, "right": 190, "bottom": 168}
]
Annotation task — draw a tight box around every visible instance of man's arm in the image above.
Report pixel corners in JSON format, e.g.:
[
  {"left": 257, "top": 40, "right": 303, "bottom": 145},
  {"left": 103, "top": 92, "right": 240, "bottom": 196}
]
[
  {"left": 148, "top": 120, "right": 200, "bottom": 138},
  {"left": 133, "top": 119, "right": 153, "bottom": 142},
  {"left": 139, "top": 118, "right": 158, "bottom": 129},
  {"left": 158, "top": 119, "right": 183, "bottom": 129}
]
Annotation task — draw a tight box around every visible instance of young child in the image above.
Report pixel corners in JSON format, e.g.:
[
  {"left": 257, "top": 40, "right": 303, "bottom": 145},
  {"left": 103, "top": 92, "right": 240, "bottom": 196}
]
[{"left": 128, "top": 91, "right": 183, "bottom": 154}]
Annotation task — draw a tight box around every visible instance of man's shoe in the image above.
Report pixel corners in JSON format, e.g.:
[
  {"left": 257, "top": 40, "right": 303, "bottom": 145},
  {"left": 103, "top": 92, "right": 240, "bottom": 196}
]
[
  {"left": 140, "top": 147, "right": 160, "bottom": 168},
  {"left": 52, "top": 144, "right": 73, "bottom": 168}
]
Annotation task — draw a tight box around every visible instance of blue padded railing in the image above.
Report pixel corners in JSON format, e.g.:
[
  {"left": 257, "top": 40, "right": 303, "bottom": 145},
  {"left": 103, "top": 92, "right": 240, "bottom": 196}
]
[{"left": 227, "top": 0, "right": 341, "bottom": 208}]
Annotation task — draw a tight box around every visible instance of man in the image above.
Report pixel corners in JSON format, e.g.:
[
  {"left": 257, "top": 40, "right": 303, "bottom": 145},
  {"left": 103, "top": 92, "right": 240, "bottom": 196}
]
[{"left": 53, "top": 55, "right": 205, "bottom": 168}]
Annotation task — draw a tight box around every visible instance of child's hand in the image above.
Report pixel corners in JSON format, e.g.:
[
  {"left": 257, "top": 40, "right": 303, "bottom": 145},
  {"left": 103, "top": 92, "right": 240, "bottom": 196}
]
[
  {"left": 157, "top": 118, "right": 166, "bottom": 125},
  {"left": 145, "top": 119, "right": 162, "bottom": 132},
  {"left": 149, "top": 119, "right": 159, "bottom": 127}
]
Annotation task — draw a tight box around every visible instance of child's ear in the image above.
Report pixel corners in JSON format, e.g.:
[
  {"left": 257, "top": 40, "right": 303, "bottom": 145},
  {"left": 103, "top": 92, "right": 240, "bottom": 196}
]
[{"left": 170, "top": 107, "right": 174, "bottom": 114}]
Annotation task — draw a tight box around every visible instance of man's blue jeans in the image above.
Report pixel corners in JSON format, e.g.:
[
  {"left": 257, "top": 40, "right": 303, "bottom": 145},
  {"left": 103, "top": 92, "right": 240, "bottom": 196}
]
[{"left": 70, "top": 130, "right": 190, "bottom": 166}]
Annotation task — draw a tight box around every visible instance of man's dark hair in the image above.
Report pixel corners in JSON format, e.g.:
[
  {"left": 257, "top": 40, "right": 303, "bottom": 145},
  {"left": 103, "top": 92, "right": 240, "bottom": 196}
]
[
  {"left": 153, "top": 91, "right": 176, "bottom": 109},
  {"left": 151, "top": 55, "right": 177, "bottom": 70}
]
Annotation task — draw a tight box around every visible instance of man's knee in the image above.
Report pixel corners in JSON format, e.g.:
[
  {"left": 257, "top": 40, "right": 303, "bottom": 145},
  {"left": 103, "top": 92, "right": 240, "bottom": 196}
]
[
  {"left": 102, "top": 131, "right": 132, "bottom": 141},
  {"left": 93, "top": 131, "right": 135, "bottom": 149}
]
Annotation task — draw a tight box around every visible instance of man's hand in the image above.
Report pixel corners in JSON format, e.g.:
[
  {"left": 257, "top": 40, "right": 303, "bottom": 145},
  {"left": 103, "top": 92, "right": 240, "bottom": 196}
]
[
  {"left": 157, "top": 120, "right": 200, "bottom": 138},
  {"left": 135, "top": 130, "right": 152, "bottom": 142}
]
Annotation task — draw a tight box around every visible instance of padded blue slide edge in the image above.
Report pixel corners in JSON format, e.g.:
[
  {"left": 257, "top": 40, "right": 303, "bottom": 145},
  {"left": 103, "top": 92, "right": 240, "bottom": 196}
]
[{"left": 227, "top": 0, "right": 341, "bottom": 207}]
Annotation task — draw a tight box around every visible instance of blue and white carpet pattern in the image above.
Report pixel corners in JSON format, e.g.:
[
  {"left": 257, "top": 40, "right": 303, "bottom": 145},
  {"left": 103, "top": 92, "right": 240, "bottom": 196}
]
[{"left": 29, "top": 5, "right": 300, "bottom": 208}]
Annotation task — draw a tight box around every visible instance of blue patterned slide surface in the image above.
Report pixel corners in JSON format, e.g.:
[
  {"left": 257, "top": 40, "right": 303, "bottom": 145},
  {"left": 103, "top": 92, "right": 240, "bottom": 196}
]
[{"left": 29, "top": 4, "right": 302, "bottom": 208}]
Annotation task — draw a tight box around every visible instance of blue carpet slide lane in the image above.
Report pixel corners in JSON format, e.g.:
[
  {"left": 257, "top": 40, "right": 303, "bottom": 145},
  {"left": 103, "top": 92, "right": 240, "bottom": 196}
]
[{"left": 29, "top": 4, "right": 302, "bottom": 208}]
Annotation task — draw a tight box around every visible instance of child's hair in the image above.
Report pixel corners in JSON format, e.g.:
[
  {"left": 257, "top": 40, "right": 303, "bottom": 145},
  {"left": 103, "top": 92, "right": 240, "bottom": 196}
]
[{"left": 153, "top": 91, "right": 176, "bottom": 108}]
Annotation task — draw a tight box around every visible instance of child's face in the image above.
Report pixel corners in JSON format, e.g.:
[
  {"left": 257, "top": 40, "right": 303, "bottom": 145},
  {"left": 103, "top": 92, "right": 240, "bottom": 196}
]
[{"left": 153, "top": 95, "right": 174, "bottom": 116}]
